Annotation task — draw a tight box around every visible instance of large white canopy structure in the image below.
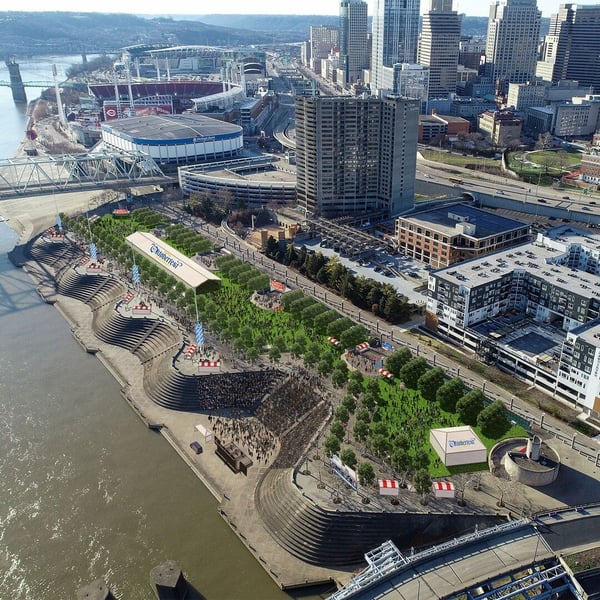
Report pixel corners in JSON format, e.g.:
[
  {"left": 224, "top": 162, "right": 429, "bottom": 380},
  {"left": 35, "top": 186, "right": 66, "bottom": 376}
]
[{"left": 126, "top": 231, "right": 220, "bottom": 291}]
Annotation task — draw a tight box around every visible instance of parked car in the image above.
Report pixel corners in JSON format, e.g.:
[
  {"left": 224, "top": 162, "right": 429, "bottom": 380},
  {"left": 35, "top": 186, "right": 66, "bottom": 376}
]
[{"left": 190, "top": 441, "right": 203, "bottom": 454}]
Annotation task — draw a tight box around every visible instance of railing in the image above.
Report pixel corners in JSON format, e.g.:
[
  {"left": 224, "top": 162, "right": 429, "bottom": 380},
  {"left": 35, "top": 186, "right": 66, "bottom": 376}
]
[{"left": 328, "top": 520, "right": 529, "bottom": 600}]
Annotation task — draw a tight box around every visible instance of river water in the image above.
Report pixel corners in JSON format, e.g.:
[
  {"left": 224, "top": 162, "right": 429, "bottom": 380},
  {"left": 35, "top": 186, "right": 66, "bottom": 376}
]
[{"left": 0, "top": 58, "right": 289, "bottom": 599}]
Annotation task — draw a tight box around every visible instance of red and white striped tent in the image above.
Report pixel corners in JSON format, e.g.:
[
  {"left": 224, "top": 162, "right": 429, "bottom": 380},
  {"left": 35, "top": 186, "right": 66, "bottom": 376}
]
[
  {"left": 432, "top": 481, "right": 455, "bottom": 498},
  {"left": 184, "top": 344, "right": 197, "bottom": 359},
  {"left": 378, "top": 368, "right": 393, "bottom": 380},
  {"left": 356, "top": 341, "right": 370, "bottom": 353},
  {"left": 328, "top": 337, "right": 341, "bottom": 346},
  {"left": 198, "top": 360, "right": 220, "bottom": 373},
  {"left": 378, "top": 479, "right": 400, "bottom": 496},
  {"left": 199, "top": 361, "right": 220, "bottom": 368}
]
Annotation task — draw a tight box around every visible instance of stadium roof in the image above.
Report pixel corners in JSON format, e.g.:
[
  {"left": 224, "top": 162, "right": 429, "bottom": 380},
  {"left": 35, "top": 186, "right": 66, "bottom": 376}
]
[
  {"left": 125, "top": 231, "right": 220, "bottom": 291},
  {"left": 101, "top": 114, "right": 242, "bottom": 143}
]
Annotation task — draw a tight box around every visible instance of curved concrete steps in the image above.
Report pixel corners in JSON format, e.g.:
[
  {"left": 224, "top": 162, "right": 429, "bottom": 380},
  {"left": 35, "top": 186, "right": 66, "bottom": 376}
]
[{"left": 255, "top": 468, "right": 505, "bottom": 567}]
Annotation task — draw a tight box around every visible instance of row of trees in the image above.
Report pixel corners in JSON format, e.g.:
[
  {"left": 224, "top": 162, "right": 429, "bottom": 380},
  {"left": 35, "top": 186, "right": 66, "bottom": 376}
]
[
  {"left": 214, "top": 255, "right": 270, "bottom": 293},
  {"left": 165, "top": 223, "right": 214, "bottom": 256},
  {"left": 265, "top": 244, "right": 414, "bottom": 324},
  {"left": 385, "top": 348, "right": 513, "bottom": 439},
  {"left": 281, "top": 289, "right": 369, "bottom": 350}
]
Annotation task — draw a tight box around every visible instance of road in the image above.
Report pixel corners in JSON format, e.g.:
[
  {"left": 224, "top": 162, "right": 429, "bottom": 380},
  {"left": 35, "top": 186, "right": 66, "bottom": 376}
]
[{"left": 158, "top": 200, "right": 600, "bottom": 462}]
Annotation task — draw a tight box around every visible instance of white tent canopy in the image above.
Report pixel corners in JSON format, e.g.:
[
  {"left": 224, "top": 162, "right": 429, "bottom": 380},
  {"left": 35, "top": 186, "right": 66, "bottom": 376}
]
[
  {"left": 429, "top": 426, "right": 487, "bottom": 467},
  {"left": 126, "top": 231, "right": 220, "bottom": 291}
]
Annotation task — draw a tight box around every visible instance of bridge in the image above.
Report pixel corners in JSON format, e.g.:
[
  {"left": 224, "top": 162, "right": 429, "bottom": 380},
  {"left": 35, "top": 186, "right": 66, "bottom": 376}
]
[
  {"left": 0, "top": 150, "right": 166, "bottom": 198},
  {"left": 329, "top": 503, "right": 600, "bottom": 599},
  {"left": 0, "top": 80, "right": 55, "bottom": 88}
]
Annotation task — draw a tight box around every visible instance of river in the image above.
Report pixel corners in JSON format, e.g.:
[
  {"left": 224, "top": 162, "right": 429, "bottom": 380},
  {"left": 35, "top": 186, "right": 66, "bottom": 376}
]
[{"left": 0, "top": 57, "right": 291, "bottom": 599}]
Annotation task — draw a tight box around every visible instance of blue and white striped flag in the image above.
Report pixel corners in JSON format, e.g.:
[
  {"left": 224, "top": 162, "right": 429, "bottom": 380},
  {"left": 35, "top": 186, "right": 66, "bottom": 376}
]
[
  {"left": 132, "top": 264, "right": 140, "bottom": 285},
  {"left": 89, "top": 242, "right": 97, "bottom": 260},
  {"left": 194, "top": 322, "right": 204, "bottom": 347},
  {"left": 56, "top": 214, "right": 62, "bottom": 231}
]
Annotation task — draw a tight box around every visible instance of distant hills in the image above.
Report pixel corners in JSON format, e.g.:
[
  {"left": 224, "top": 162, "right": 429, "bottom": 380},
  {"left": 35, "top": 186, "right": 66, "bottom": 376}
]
[{"left": 0, "top": 11, "right": 549, "bottom": 57}]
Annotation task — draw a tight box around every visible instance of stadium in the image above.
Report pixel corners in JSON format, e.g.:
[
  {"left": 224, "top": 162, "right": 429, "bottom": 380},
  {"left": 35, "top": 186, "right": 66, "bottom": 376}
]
[{"left": 100, "top": 114, "right": 244, "bottom": 166}]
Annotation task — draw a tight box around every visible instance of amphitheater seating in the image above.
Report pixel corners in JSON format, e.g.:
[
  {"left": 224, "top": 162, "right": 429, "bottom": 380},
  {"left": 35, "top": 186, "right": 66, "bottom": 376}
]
[
  {"left": 28, "top": 238, "right": 81, "bottom": 270},
  {"left": 57, "top": 270, "right": 125, "bottom": 309},
  {"left": 143, "top": 355, "right": 284, "bottom": 413},
  {"left": 255, "top": 469, "right": 505, "bottom": 567}
]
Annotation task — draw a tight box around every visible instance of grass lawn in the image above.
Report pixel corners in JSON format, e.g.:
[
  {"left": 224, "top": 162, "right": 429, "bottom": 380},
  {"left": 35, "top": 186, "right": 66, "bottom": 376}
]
[
  {"left": 420, "top": 149, "right": 498, "bottom": 170},
  {"left": 373, "top": 377, "right": 528, "bottom": 478},
  {"left": 508, "top": 149, "right": 582, "bottom": 187}
]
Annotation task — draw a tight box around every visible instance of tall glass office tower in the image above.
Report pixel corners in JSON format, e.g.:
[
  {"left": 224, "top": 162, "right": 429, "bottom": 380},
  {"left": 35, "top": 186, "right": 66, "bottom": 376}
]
[{"left": 371, "top": 0, "right": 421, "bottom": 91}]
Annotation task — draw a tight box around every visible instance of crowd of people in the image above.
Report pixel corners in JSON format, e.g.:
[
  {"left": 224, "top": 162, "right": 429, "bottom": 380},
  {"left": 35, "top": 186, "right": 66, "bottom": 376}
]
[
  {"left": 250, "top": 290, "right": 282, "bottom": 311},
  {"left": 195, "top": 370, "right": 284, "bottom": 411},
  {"left": 209, "top": 412, "right": 277, "bottom": 465},
  {"left": 272, "top": 402, "right": 329, "bottom": 469},
  {"left": 255, "top": 376, "right": 321, "bottom": 437},
  {"left": 346, "top": 351, "right": 380, "bottom": 373}
]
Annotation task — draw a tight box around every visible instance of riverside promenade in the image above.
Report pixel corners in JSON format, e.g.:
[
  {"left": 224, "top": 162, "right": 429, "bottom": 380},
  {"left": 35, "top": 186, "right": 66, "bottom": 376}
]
[{"left": 4, "top": 192, "right": 600, "bottom": 595}]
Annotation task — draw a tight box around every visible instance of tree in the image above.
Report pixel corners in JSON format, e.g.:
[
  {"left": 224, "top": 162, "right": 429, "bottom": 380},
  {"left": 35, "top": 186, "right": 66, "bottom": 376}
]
[
  {"left": 413, "top": 448, "right": 430, "bottom": 471},
  {"left": 456, "top": 389, "right": 485, "bottom": 425},
  {"left": 385, "top": 347, "right": 413, "bottom": 377},
  {"left": 437, "top": 377, "right": 465, "bottom": 413},
  {"left": 391, "top": 448, "right": 414, "bottom": 485},
  {"left": 417, "top": 367, "right": 446, "bottom": 402},
  {"left": 353, "top": 420, "right": 369, "bottom": 443},
  {"left": 399, "top": 357, "right": 429, "bottom": 389},
  {"left": 342, "top": 394, "right": 357, "bottom": 413},
  {"left": 357, "top": 462, "right": 375, "bottom": 486},
  {"left": 340, "top": 448, "right": 357, "bottom": 470},
  {"left": 369, "top": 433, "right": 390, "bottom": 458},
  {"left": 265, "top": 235, "right": 279, "bottom": 257},
  {"left": 335, "top": 405, "right": 350, "bottom": 424},
  {"left": 318, "top": 354, "right": 335, "bottom": 377},
  {"left": 324, "top": 435, "right": 341, "bottom": 456},
  {"left": 330, "top": 420, "right": 345, "bottom": 441},
  {"left": 413, "top": 469, "right": 432, "bottom": 504},
  {"left": 477, "top": 400, "right": 511, "bottom": 438},
  {"left": 347, "top": 378, "right": 363, "bottom": 399},
  {"left": 268, "top": 346, "right": 281, "bottom": 364},
  {"left": 363, "top": 378, "right": 382, "bottom": 407}
]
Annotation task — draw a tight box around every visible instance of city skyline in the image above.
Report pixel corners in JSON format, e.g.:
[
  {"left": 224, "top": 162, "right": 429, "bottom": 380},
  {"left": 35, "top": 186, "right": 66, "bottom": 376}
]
[{"left": 10, "top": 0, "right": 600, "bottom": 18}]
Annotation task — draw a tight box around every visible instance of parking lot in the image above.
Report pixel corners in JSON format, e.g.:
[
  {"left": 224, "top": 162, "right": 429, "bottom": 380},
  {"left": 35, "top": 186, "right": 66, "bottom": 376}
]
[{"left": 302, "top": 238, "right": 429, "bottom": 304}]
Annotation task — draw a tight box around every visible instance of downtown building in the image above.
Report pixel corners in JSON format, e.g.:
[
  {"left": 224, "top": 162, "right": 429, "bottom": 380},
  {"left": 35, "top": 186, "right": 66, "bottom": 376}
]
[
  {"left": 309, "top": 25, "right": 339, "bottom": 75},
  {"left": 371, "top": 0, "right": 421, "bottom": 92},
  {"left": 484, "top": 0, "right": 541, "bottom": 95},
  {"left": 418, "top": 0, "right": 462, "bottom": 99},
  {"left": 426, "top": 226, "right": 600, "bottom": 415},
  {"left": 295, "top": 94, "right": 419, "bottom": 218},
  {"left": 536, "top": 4, "right": 600, "bottom": 93},
  {"left": 339, "top": 0, "right": 370, "bottom": 86}
]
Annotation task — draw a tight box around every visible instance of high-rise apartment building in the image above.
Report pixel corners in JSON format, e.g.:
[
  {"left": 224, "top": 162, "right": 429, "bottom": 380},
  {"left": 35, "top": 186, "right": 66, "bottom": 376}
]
[
  {"left": 371, "top": 0, "right": 421, "bottom": 91},
  {"left": 537, "top": 4, "right": 600, "bottom": 93},
  {"left": 339, "top": 0, "right": 369, "bottom": 85},
  {"left": 295, "top": 95, "right": 419, "bottom": 218},
  {"left": 484, "top": 0, "right": 541, "bottom": 94},
  {"left": 418, "top": 0, "right": 462, "bottom": 99}
]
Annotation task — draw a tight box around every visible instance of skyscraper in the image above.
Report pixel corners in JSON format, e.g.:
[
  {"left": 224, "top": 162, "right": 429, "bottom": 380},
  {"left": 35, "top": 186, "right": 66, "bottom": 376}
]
[
  {"left": 418, "top": 0, "right": 462, "bottom": 99},
  {"left": 309, "top": 25, "right": 339, "bottom": 74},
  {"left": 371, "top": 0, "right": 421, "bottom": 91},
  {"left": 537, "top": 4, "right": 600, "bottom": 93},
  {"left": 484, "top": 0, "right": 541, "bottom": 94},
  {"left": 295, "top": 95, "right": 419, "bottom": 218},
  {"left": 339, "top": 0, "right": 370, "bottom": 85}
]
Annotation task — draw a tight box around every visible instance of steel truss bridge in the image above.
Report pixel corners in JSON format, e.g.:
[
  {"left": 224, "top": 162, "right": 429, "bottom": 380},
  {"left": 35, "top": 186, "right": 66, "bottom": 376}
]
[{"left": 0, "top": 150, "right": 165, "bottom": 198}]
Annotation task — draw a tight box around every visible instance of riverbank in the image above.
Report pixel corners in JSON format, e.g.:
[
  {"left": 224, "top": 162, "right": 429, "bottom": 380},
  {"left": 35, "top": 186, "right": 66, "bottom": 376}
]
[{"left": 4, "top": 197, "right": 350, "bottom": 593}]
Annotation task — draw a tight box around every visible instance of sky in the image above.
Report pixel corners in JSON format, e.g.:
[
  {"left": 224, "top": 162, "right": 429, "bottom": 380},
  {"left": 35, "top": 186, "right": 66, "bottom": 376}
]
[{"left": 10, "top": 0, "right": 600, "bottom": 18}]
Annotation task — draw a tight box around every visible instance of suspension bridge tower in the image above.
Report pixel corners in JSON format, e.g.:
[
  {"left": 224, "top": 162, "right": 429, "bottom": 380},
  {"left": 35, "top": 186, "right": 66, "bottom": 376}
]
[{"left": 5, "top": 57, "right": 27, "bottom": 104}]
